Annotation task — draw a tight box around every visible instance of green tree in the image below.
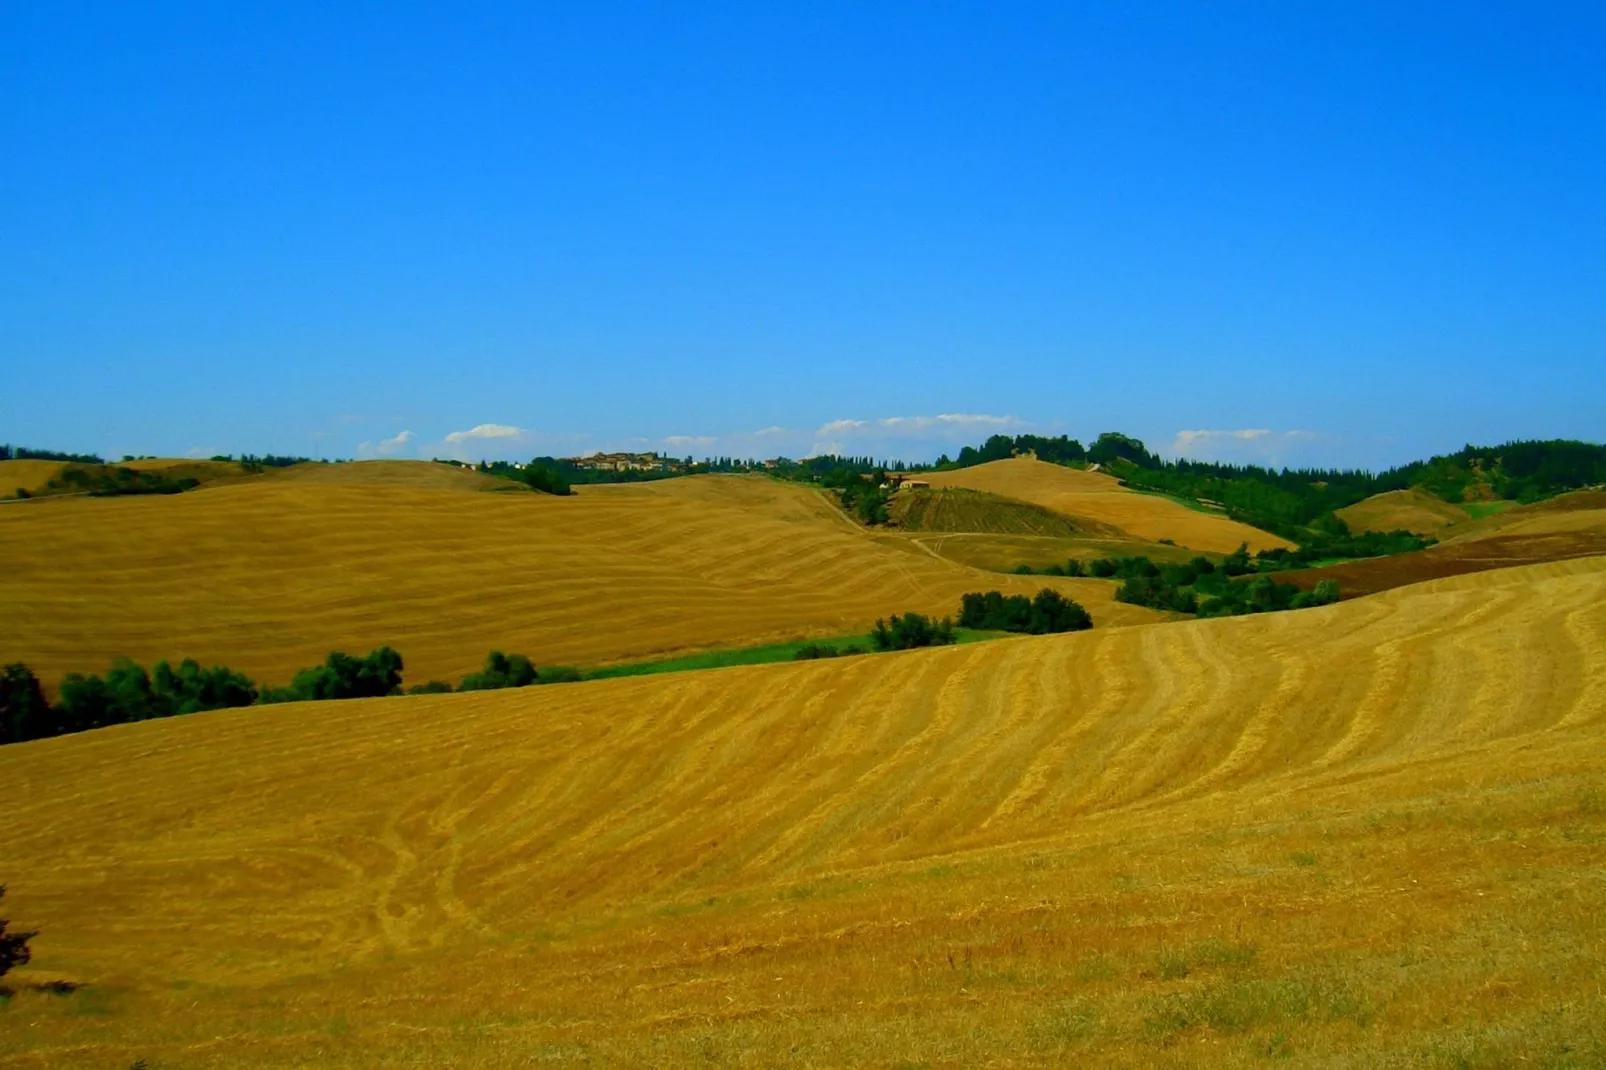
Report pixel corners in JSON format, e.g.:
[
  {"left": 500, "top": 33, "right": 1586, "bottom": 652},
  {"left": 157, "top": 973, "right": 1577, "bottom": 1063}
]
[{"left": 0, "top": 664, "right": 51, "bottom": 744}]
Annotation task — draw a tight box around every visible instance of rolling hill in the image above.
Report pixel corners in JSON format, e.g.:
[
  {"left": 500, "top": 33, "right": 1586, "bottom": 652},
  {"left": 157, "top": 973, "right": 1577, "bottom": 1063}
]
[
  {"left": 0, "top": 461, "right": 1160, "bottom": 688},
  {"left": 1, "top": 556, "right": 1602, "bottom": 1066},
  {"left": 921, "top": 457, "right": 1293, "bottom": 554},
  {"left": 1334, "top": 487, "right": 1470, "bottom": 536},
  {"left": 889, "top": 486, "right": 1092, "bottom": 536}
]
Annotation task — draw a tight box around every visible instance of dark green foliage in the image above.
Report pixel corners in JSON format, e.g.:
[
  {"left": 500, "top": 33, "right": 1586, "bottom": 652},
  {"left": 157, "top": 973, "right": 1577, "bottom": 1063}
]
[
  {"left": 150, "top": 659, "right": 258, "bottom": 714},
  {"left": 0, "top": 444, "right": 104, "bottom": 464},
  {"left": 0, "top": 664, "right": 50, "bottom": 745},
  {"left": 12, "top": 488, "right": 30, "bottom": 500},
  {"left": 262, "top": 647, "right": 404, "bottom": 703},
  {"left": 458, "top": 651, "right": 539, "bottom": 692},
  {"left": 958, "top": 589, "right": 1094, "bottom": 634},
  {"left": 407, "top": 680, "right": 454, "bottom": 695},
  {"left": 475, "top": 460, "right": 574, "bottom": 495},
  {"left": 0, "top": 886, "right": 37, "bottom": 988},
  {"left": 1251, "top": 526, "right": 1431, "bottom": 571},
  {"left": 949, "top": 433, "right": 1087, "bottom": 469},
  {"left": 536, "top": 666, "right": 583, "bottom": 684},
  {"left": 871, "top": 613, "right": 956, "bottom": 651},
  {"left": 44, "top": 465, "right": 200, "bottom": 498},
  {"left": 793, "top": 643, "right": 866, "bottom": 661},
  {"left": 1086, "top": 432, "right": 1162, "bottom": 468}
]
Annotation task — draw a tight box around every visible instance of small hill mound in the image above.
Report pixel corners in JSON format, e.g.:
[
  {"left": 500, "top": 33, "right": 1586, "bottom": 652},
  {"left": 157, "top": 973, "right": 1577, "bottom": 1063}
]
[
  {"left": 1336, "top": 488, "right": 1468, "bottom": 536},
  {"left": 890, "top": 487, "right": 1096, "bottom": 536},
  {"left": 923, "top": 457, "right": 1292, "bottom": 554},
  {"left": 0, "top": 459, "right": 67, "bottom": 496}
]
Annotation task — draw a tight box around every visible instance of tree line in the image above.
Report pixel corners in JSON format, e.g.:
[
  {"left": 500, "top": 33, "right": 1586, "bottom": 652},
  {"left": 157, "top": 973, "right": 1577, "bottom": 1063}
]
[{"left": 1, "top": 647, "right": 579, "bottom": 747}]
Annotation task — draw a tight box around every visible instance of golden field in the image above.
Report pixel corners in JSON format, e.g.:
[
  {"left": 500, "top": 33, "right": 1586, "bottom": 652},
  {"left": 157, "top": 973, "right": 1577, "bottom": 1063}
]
[
  {"left": 0, "top": 462, "right": 1159, "bottom": 688},
  {"left": 1, "top": 555, "right": 1603, "bottom": 1067},
  {"left": 1334, "top": 488, "right": 1471, "bottom": 537},
  {"left": 920, "top": 457, "right": 1293, "bottom": 554}
]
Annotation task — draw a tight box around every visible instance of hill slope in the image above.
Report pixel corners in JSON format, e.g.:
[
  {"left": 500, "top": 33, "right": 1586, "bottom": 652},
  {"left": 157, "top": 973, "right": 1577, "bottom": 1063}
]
[
  {"left": 923, "top": 457, "right": 1292, "bottom": 554},
  {"left": 1334, "top": 487, "right": 1469, "bottom": 536},
  {"left": 1, "top": 557, "right": 1602, "bottom": 1066},
  {"left": 889, "top": 486, "right": 1091, "bottom": 535},
  {"left": 0, "top": 464, "right": 1158, "bottom": 687}
]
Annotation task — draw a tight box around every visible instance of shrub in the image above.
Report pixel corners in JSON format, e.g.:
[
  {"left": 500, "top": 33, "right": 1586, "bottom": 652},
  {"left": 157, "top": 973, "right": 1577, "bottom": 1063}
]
[
  {"left": 0, "top": 886, "right": 36, "bottom": 991},
  {"left": 960, "top": 589, "right": 1093, "bottom": 634},
  {"left": 871, "top": 613, "right": 955, "bottom": 651},
  {"left": 407, "top": 681, "right": 453, "bottom": 695},
  {"left": 262, "top": 647, "right": 404, "bottom": 702},
  {"left": 458, "top": 651, "right": 540, "bottom": 691},
  {"left": 0, "top": 664, "right": 51, "bottom": 745},
  {"left": 536, "top": 666, "right": 583, "bottom": 684}
]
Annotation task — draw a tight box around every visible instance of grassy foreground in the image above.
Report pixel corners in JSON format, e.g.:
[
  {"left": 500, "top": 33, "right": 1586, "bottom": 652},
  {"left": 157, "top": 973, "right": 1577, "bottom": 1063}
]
[{"left": 1, "top": 557, "right": 1603, "bottom": 1067}]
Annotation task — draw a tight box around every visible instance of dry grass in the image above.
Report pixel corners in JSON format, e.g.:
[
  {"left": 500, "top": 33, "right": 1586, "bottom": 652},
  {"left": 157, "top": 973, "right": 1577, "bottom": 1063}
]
[
  {"left": 0, "top": 460, "right": 67, "bottom": 496},
  {"left": 1, "top": 556, "right": 1603, "bottom": 1067},
  {"left": 889, "top": 487, "right": 1090, "bottom": 536},
  {"left": 0, "top": 463, "right": 1159, "bottom": 688},
  {"left": 923, "top": 457, "right": 1292, "bottom": 554},
  {"left": 902, "top": 531, "right": 1206, "bottom": 573},
  {"left": 1336, "top": 488, "right": 1470, "bottom": 536}
]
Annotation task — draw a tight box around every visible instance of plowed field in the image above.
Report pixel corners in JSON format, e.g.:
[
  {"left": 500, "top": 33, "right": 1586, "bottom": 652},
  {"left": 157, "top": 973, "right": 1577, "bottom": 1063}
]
[{"left": 1, "top": 557, "right": 1602, "bottom": 1066}]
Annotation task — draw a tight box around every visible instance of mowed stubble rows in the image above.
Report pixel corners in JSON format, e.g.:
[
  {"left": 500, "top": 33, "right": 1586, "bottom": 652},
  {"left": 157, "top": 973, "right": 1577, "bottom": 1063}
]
[
  {"left": 1, "top": 557, "right": 1603, "bottom": 1066},
  {"left": 920, "top": 456, "right": 1294, "bottom": 554},
  {"left": 0, "top": 462, "right": 1162, "bottom": 687}
]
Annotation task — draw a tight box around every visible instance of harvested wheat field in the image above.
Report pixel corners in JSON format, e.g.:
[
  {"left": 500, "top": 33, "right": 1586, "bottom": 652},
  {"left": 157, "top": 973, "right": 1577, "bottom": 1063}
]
[
  {"left": 922, "top": 457, "right": 1292, "bottom": 554},
  {"left": 1, "top": 557, "right": 1603, "bottom": 1067},
  {"left": 1335, "top": 488, "right": 1471, "bottom": 537},
  {"left": 0, "top": 461, "right": 68, "bottom": 497},
  {"left": 0, "top": 462, "right": 1158, "bottom": 688}
]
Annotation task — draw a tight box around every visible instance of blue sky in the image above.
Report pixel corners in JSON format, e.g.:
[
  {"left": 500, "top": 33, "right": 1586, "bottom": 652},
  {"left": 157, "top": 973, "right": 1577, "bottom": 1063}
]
[{"left": 3, "top": 2, "right": 1602, "bottom": 470}]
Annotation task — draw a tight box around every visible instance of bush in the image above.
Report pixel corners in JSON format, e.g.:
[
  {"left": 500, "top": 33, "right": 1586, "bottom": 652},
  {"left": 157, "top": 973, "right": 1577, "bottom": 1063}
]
[
  {"left": 407, "top": 680, "right": 454, "bottom": 695},
  {"left": 871, "top": 613, "right": 955, "bottom": 651},
  {"left": 0, "top": 886, "right": 36, "bottom": 991},
  {"left": 536, "top": 666, "right": 583, "bottom": 684},
  {"left": 960, "top": 589, "right": 1094, "bottom": 634},
  {"left": 0, "top": 664, "right": 51, "bottom": 745},
  {"left": 262, "top": 647, "right": 403, "bottom": 703},
  {"left": 458, "top": 651, "right": 539, "bottom": 692},
  {"left": 794, "top": 643, "right": 867, "bottom": 661}
]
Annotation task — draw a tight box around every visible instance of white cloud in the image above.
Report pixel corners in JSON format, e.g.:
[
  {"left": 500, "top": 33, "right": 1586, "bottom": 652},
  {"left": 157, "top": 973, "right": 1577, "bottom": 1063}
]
[
  {"left": 664, "top": 434, "right": 717, "bottom": 448},
  {"left": 875, "top": 413, "right": 1020, "bottom": 432},
  {"left": 444, "top": 423, "right": 526, "bottom": 444},
  {"left": 808, "top": 413, "right": 1025, "bottom": 458},
  {"left": 377, "top": 430, "right": 415, "bottom": 455},
  {"left": 816, "top": 418, "right": 867, "bottom": 436},
  {"left": 1170, "top": 429, "right": 1325, "bottom": 465},
  {"left": 752, "top": 426, "right": 786, "bottom": 437}
]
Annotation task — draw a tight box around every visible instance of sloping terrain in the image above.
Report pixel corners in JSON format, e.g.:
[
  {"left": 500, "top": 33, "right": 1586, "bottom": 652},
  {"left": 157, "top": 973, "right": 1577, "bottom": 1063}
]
[
  {"left": 1285, "top": 495, "right": 1606, "bottom": 598},
  {"left": 902, "top": 532, "right": 1205, "bottom": 574},
  {"left": 1335, "top": 488, "right": 1469, "bottom": 536},
  {"left": 889, "top": 487, "right": 1092, "bottom": 536},
  {"left": 0, "top": 463, "right": 1156, "bottom": 688},
  {"left": 923, "top": 457, "right": 1292, "bottom": 554},
  {"left": 0, "top": 459, "right": 68, "bottom": 496},
  {"left": 1, "top": 557, "right": 1602, "bottom": 1067}
]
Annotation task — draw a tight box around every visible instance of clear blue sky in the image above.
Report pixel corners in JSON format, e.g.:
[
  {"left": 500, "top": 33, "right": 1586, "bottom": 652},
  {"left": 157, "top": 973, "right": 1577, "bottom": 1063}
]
[{"left": 3, "top": 2, "right": 1602, "bottom": 470}]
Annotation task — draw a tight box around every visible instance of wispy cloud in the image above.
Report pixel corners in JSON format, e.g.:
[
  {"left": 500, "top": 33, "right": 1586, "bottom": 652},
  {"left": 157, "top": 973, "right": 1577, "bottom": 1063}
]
[
  {"left": 808, "top": 413, "right": 1025, "bottom": 457},
  {"left": 1170, "top": 428, "right": 1326, "bottom": 465},
  {"left": 357, "top": 429, "right": 416, "bottom": 458},
  {"left": 663, "top": 434, "right": 717, "bottom": 448},
  {"left": 444, "top": 423, "right": 526, "bottom": 445}
]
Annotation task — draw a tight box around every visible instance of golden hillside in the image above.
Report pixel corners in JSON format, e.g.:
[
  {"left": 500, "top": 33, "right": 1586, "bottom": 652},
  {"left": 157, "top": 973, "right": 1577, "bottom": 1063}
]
[
  {"left": 922, "top": 457, "right": 1292, "bottom": 554},
  {"left": 1334, "top": 488, "right": 1470, "bottom": 536},
  {"left": 0, "top": 462, "right": 1159, "bottom": 687},
  {"left": 1, "top": 557, "right": 1602, "bottom": 1066}
]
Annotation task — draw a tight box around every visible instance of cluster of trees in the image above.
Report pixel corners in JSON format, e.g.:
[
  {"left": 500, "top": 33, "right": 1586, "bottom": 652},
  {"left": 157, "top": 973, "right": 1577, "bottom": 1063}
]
[
  {"left": 28, "top": 465, "right": 201, "bottom": 499},
  {"left": 871, "top": 613, "right": 956, "bottom": 651},
  {"left": 259, "top": 648, "right": 404, "bottom": 703},
  {"left": 1, "top": 445, "right": 104, "bottom": 464},
  {"left": 943, "top": 431, "right": 1606, "bottom": 541},
  {"left": 469, "top": 460, "right": 573, "bottom": 495},
  {"left": 210, "top": 453, "right": 325, "bottom": 471},
  {"left": 958, "top": 588, "right": 1093, "bottom": 633},
  {"left": 1103, "top": 554, "right": 1341, "bottom": 617},
  {"left": 3, "top": 657, "right": 258, "bottom": 743},
  {"left": 2, "top": 645, "right": 584, "bottom": 747}
]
